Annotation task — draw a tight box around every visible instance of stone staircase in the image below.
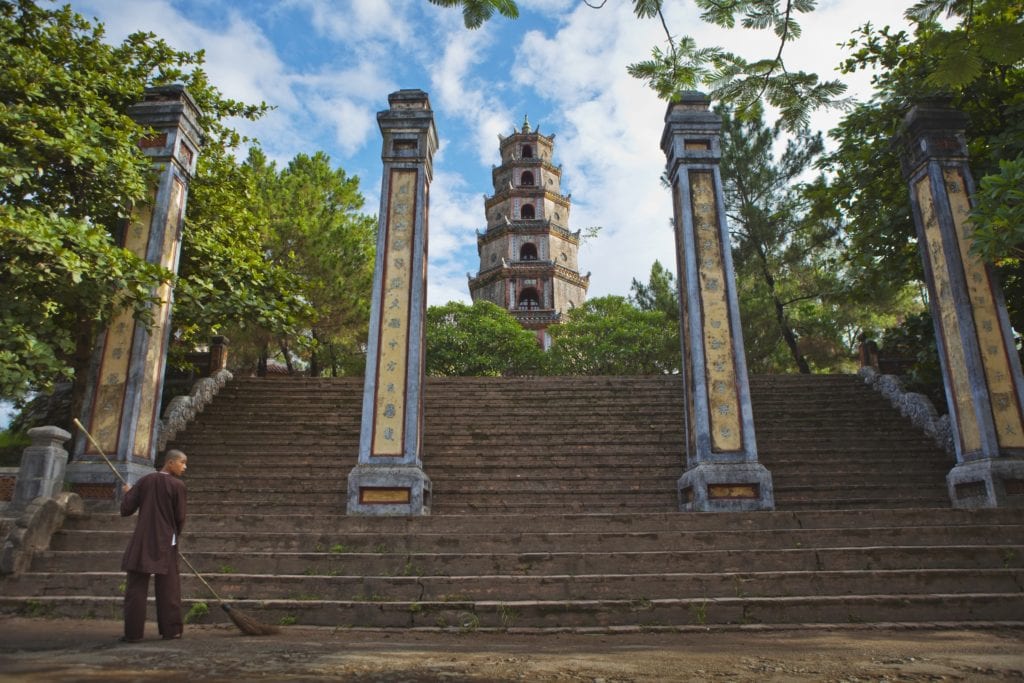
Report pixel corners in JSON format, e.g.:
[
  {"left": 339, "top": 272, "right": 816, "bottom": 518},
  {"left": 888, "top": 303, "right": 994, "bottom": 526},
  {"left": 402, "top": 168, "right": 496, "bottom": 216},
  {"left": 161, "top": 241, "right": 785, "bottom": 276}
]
[{"left": 2, "top": 374, "right": 1022, "bottom": 630}]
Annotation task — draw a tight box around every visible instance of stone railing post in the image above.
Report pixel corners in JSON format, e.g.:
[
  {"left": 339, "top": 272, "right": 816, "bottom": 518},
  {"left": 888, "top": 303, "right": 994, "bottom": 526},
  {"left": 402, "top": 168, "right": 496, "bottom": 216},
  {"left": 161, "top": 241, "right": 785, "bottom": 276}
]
[
  {"left": 66, "top": 85, "right": 204, "bottom": 500},
  {"left": 347, "top": 90, "right": 438, "bottom": 515},
  {"left": 208, "top": 335, "right": 229, "bottom": 375},
  {"left": 11, "top": 427, "right": 72, "bottom": 508},
  {"left": 661, "top": 92, "right": 774, "bottom": 512},
  {"left": 898, "top": 100, "right": 1024, "bottom": 508}
]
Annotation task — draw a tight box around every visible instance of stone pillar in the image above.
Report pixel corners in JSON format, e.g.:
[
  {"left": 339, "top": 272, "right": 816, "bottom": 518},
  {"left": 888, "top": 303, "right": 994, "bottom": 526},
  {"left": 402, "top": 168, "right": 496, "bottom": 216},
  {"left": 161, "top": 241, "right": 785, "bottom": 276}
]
[
  {"left": 208, "top": 336, "right": 229, "bottom": 375},
  {"left": 899, "top": 100, "right": 1024, "bottom": 508},
  {"left": 661, "top": 92, "right": 774, "bottom": 512},
  {"left": 347, "top": 90, "right": 438, "bottom": 515},
  {"left": 67, "top": 85, "right": 204, "bottom": 499},
  {"left": 11, "top": 427, "right": 72, "bottom": 508}
]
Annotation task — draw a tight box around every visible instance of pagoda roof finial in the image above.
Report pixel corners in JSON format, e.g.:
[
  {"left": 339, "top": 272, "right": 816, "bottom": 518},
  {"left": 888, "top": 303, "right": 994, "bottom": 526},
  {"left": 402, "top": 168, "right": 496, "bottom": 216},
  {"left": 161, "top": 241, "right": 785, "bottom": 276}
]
[{"left": 522, "top": 114, "right": 531, "bottom": 134}]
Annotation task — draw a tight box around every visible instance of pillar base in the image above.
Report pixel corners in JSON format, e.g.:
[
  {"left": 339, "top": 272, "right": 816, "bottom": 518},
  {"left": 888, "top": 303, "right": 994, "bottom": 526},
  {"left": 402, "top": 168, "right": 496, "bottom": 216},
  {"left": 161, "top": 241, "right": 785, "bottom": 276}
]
[
  {"left": 947, "top": 457, "right": 1024, "bottom": 509},
  {"left": 65, "top": 459, "right": 157, "bottom": 502},
  {"left": 677, "top": 462, "right": 774, "bottom": 512},
  {"left": 347, "top": 464, "right": 431, "bottom": 516}
]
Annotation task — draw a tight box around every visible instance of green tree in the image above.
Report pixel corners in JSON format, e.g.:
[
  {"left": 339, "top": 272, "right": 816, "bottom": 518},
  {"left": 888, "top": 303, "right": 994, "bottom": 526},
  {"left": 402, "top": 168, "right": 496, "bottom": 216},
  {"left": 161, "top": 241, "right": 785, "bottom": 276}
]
[
  {"left": 629, "top": 259, "right": 681, "bottom": 364},
  {"left": 173, "top": 148, "right": 313, "bottom": 377},
  {"left": 0, "top": 0, "right": 271, "bottom": 405},
  {"left": 720, "top": 104, "right": 825, "bottom": 373},
  {"left": 629, "top": 260, "right": 680, "bottom": 326},
  {"left": 547, "top": 296, "right": 679, "bottom": 375},
  {"left": 268, "top": 152, "right": 377, "bottom": 377},
  {"left": 721, "top": 104, "right": 919, "bottom": 373},
  {"left": 813, "top": 0, "right": 1024, "bottom": 332},
  {"left": 180, "top": 148, "right": 377, "bottom": 378},
  {"left": 426, "top": 0, "right": 518, "bottom": 28},
  {"left": 425, "top": 300, "right": 544, "bottom": 376}
]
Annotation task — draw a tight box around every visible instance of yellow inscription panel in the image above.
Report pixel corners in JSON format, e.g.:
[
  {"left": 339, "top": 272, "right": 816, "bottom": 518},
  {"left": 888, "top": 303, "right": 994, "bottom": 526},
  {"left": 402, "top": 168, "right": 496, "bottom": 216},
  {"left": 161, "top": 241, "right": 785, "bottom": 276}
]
[
  {"left": 944, "top": 168, "right": 1024, "bottom": 448},
  {"left": 690, "top": 171, "right": 742, "bottom": 452},
  {"left": 88, "top": 199, "right": 155, "bottom": 455},
  {"left": 372, "top": 169, "right": 417, "bottom": 456},
  {"left": 360, "top": 487, "right": 411, "bottom": 504},
  {"left": 90, "top": 311, "right": 135, "bottom": 455},
  {"left": 917, "top": 176, "right": 981, "bottom": 452},
  {"left": 707, "top": 484, "right": 758, "bottom": 500},
  {"left": 134, "top": 178, "right": 185, "bottom": 457}
]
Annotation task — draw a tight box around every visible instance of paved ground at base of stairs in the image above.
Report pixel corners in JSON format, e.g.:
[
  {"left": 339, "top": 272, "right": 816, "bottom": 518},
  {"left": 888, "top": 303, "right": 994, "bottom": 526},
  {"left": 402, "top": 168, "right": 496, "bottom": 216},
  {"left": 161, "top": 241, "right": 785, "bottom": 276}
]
[{"left": 0, "top": 618, "right": 1022, "bottom": 682}]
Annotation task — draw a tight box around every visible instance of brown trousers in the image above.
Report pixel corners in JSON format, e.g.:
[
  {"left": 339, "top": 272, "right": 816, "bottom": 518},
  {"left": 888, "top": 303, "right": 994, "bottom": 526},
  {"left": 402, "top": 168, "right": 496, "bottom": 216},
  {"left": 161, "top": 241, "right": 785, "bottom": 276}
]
[{"left": 124, "top": 554, "right": 182, "bottom": 640}]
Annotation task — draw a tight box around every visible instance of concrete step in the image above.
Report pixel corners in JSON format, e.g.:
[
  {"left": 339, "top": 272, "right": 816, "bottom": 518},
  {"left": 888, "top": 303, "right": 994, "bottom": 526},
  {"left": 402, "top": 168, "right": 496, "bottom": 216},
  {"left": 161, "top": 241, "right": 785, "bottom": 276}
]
[
  {"left": 9, "top": 568, "right": 1024, "bottom": 603},
  {"left": 48, "top": 524, "right": 1024, "bottom": 554},
  {"left": 9, "top": 373, "right": 993, "bottom": 631},
  {"left": 32, "top": 544, "right": 1024, "bottom": 575},
  {"left": 4, "top": 593, "right": 1022, "bottom": 629},
  {"left": 62, "top": 509, "right": 1019, "bottom": 534}
]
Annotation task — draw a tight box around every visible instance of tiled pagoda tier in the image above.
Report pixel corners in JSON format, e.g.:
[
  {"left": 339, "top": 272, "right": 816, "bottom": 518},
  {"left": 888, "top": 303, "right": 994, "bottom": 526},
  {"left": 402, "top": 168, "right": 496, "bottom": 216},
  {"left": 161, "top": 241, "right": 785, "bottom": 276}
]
[{"left": 468, "top": 117, "right": 590, "bottom": 346}]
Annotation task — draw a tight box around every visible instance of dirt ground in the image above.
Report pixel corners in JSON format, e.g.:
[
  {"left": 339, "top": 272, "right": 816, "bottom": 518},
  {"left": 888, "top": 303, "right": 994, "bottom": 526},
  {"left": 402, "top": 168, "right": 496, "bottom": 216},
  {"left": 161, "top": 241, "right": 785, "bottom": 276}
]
[{"left": 0, "top": 618, "right": 1021, "bottom": 682}]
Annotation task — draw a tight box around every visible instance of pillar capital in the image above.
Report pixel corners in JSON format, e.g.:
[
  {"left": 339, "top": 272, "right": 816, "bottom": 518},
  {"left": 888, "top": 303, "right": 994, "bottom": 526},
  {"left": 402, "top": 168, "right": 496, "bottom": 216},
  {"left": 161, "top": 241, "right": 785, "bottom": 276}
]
[
  {"left": 128, "top": 84, "right": 205, "bottom": 178},
  {"left": 378, "top": 89, "right": 439, "bottom": 180},
  {"left": 661, "top": 92, "right": 722, "bottom": 177},
  {"left": 898, "top": 99, "right": 970, "bottom": 179}
]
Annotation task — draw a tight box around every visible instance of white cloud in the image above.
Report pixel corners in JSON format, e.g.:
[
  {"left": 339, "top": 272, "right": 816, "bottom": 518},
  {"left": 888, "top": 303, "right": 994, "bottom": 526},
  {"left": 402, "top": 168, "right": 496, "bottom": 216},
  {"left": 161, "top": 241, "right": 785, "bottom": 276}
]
[
  {"left": 509, "top": 2, "right": 674, "bottom": 298},
  {"left": 77, "top": 0, "right": 291, "bottom": 108},
  {"left": 290, "top": 65, "right": 397, "bottom": 157},
  {"left": 425, "top": 166, "right": 481, "bottom": 305},
  {"left": 428, "top": 22, "right": 513, "bottom": 167},
  {"left": 282, "top": 0, "right": 417, "bottom": 47}
]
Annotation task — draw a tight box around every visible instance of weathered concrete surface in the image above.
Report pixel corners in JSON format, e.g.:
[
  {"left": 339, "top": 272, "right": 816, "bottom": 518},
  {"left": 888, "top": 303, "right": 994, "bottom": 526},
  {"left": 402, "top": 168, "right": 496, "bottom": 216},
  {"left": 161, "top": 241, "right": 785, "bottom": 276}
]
[{"left": 0, "top": 617, "right": 1021, "bottom": 682}]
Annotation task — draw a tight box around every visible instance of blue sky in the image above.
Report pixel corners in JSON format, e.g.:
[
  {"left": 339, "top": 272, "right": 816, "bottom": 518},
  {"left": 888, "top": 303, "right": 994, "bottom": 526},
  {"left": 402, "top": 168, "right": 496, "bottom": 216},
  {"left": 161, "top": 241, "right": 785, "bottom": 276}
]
[{"left": 66, "top": 0, "right": 912, "bottom": 306}]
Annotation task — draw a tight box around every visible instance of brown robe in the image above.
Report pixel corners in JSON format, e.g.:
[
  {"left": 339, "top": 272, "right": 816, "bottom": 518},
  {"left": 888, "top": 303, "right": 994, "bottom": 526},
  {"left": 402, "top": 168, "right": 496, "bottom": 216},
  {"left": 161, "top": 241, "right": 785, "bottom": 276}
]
[{"left": 121, "top": 471, "right": 187, "bottom": 574}]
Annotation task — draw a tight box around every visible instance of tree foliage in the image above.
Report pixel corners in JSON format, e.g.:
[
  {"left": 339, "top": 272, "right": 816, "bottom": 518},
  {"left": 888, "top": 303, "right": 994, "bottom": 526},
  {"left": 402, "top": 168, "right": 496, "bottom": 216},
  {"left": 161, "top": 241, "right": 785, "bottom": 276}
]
[
  {"left": 720, "top": 104, "right": 832, "bottom": 373},
  {"left": 426, "top": 0, "right": 518, "bottom": 28},
  {"left": 425, "top": 300, "right": 544, "bottom": 376},
  {"left": 0, "top": 0, "right": 265, "bottom": 400},
  {"left": 0, "top": 1, "right": 377, "bottom": 403},
  {"left": 547, "top": 296, "right": 679, "bottom": 375},
  {"left": 180, "top": 149, "right": 377, "bottom": 378},
  {"left": 265, "top": 151, "right": 377, "bottom": 376},
  {"left": 813, "top": 0, "right": 1024, "bottom": 336}
]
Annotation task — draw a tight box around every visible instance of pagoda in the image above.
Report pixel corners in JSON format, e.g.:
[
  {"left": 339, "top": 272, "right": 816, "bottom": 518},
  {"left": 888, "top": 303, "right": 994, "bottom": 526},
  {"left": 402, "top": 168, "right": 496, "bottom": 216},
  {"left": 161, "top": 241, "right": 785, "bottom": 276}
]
[{"left": 468, "top": 116, "right": 590, "bottom": 346}]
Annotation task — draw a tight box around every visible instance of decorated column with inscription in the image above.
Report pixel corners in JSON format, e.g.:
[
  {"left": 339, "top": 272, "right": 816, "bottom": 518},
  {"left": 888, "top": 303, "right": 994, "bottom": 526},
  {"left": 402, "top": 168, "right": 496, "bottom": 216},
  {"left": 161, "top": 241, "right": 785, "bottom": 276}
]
[
  {"left": 899, "top": 101, "right": 1024, "bottom": 508},
  {"left": 347, "top": 90, "right": 438, "bottom": 515},
  {"left": 67, "top": 85, "right": 204, "bottom": 498},
  {"left": 661, "top": 92, "right": 774, "bottom": 512}
]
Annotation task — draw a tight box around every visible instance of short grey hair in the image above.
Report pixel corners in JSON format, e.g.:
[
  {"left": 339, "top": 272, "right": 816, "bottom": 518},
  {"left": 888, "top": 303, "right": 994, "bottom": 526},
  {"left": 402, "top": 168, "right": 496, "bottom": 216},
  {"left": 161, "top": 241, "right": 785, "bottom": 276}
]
[{"left": 165, "top": 449, "right": 187, "bottom": 463}]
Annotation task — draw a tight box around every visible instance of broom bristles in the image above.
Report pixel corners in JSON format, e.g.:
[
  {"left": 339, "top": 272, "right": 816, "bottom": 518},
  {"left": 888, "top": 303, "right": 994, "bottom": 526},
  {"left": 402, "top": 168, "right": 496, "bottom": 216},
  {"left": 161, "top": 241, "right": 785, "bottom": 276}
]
[{"left": 221, "top": 602, "right": 279, "bottom": 636}]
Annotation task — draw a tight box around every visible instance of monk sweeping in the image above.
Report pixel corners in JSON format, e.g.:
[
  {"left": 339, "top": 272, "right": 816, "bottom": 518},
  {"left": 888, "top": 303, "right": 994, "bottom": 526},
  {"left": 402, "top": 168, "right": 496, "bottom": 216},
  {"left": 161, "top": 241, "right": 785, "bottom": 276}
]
[{"left": 119, "top": 449, "right": 188, "bottom": 642}]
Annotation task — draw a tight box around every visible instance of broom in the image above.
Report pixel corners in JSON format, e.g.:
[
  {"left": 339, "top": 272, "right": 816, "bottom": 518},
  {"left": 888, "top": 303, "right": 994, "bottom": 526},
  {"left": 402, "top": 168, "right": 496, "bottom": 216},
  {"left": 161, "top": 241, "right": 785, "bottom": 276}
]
[{"left": 72, "top": 418, "right": 279, "bottom": 636}]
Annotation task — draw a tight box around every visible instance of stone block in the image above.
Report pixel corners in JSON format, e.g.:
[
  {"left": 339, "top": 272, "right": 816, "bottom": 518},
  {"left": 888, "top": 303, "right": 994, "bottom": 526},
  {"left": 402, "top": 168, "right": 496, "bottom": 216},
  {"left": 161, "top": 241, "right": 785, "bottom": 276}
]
[
  {"left": 677, "top": 461, "right": 774, "bottom": 512},
  {"left": 11, "top": 426, "right": 71, "bottom": 508},
  {"left": 947, "top": 457, "right": 1024, "bottom": 508}
]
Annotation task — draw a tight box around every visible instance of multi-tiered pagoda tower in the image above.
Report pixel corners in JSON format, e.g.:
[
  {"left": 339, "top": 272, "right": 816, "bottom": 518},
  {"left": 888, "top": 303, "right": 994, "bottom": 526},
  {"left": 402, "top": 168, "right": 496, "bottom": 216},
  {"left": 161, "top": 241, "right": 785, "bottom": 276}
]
[{"left": 468, "top": 116, "right": 590, "bottom": 347}]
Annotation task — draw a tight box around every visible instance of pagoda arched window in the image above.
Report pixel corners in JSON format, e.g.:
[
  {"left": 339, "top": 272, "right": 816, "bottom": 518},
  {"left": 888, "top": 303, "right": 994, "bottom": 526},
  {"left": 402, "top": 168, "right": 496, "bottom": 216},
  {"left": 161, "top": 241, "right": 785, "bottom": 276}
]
[
  {"left": 520, "top": 203, "right": 535, "bottom": 219},
  {"left": 520, "top": 170, "right": 535, "bottom": 186},
  {"left": 518, "top": 288, "right": 540, "bottom": 310},
  {"left": 519, "top": 243, "right": 538, "bottom": 261},
  {"left": 522, "top": 144, "right": 533, "bottom": 158}
]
